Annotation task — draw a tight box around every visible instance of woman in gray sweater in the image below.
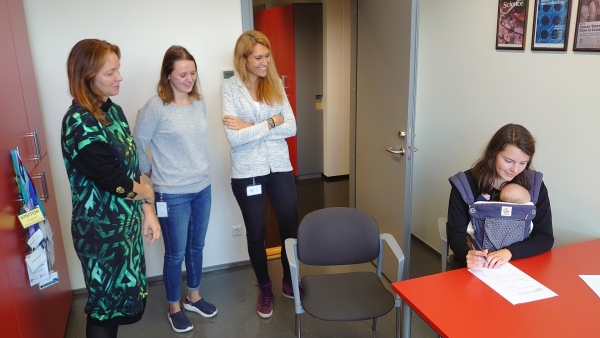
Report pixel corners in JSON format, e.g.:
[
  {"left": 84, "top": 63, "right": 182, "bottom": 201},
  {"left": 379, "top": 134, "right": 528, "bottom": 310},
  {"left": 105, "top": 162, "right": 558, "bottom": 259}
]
[
  {"left": 222, "top": 30, "right": 299, "bottom": 319},
  {"left": 134, "top": 46, "right": 216, "bottom": 333}
]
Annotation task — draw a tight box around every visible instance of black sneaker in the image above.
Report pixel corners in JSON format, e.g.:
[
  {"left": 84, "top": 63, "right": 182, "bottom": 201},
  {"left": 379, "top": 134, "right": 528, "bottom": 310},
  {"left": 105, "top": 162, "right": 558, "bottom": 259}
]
[
  {"left": 167, "top": 309, "right": 193, "bottom": 333},
  {"left": 183, "top": 297, "right": 218, "bottom": 318}
]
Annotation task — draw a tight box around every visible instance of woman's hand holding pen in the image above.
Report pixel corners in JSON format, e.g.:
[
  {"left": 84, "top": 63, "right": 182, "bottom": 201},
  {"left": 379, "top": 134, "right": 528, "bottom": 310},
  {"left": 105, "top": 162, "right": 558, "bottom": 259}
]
[
  {"left": 485, "top": 248, "right": 512, "bottom": 268},
  {"left": 467, "top": 249, "right": 488, "bottom": 270},
  {"left": 467, "top": 248, "right": 512, "bottom": 269}
]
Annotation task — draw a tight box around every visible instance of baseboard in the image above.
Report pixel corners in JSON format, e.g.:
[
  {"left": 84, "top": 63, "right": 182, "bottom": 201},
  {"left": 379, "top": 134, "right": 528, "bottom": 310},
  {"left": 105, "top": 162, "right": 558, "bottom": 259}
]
[
  {"left": 410, "top": 233, "right": 442, "bottom": 259},
  {"left": 322, "top": 174, "right": 349, "bottom": 182},
  {"left": 295, "top": 173, "right": 323, "bottom": 180}
]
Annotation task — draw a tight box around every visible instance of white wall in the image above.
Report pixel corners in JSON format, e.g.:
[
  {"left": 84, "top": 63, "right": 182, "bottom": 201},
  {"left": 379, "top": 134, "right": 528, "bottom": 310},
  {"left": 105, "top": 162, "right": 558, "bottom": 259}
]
[
  {"left": 23, "top": 0, "right": 247, "bottom": 290},
  {"left": 323, "top": 0, "right": 351, "bottom": 177},
  {"left": 412, "top": 1, "right": 600, "bottom": 252}
]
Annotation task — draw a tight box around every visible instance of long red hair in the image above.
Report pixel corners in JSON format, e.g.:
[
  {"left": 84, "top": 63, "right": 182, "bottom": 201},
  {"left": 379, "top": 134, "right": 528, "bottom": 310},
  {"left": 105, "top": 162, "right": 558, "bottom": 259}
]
[{"left": 67, "top": 39, "right": 120, "bottom": 126}]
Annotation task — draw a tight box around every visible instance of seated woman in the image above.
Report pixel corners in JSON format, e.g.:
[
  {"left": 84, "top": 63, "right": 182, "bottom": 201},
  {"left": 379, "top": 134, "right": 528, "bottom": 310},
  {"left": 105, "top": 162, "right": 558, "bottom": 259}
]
[{"left": 447, "top": 123, "right": 553, "bottom": 270}]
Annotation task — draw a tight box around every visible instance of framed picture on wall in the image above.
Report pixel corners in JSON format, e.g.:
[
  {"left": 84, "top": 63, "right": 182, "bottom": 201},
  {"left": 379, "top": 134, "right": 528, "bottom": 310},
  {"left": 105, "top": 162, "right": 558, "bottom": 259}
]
[
  {"left": 573, "top": 0, "right": 600, "bottom": 51},
  {"left": 496, "top": 0, "right": 529, "bottom": 50},
  {"left": 531, "top": 0, "right": 573, "bottom": 50}
]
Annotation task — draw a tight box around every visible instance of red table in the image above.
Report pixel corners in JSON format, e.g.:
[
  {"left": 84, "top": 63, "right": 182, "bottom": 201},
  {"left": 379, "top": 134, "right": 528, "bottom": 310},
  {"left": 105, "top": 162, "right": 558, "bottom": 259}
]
[{"left": 392, "top": 239, "right": 600, "bottom": 338}]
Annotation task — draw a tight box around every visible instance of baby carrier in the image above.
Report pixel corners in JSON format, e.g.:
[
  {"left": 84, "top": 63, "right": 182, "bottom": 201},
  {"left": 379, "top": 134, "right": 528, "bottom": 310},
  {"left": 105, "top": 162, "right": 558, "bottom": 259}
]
[{"left": 448, "top": 170, "right": 543, "bottom": 252}]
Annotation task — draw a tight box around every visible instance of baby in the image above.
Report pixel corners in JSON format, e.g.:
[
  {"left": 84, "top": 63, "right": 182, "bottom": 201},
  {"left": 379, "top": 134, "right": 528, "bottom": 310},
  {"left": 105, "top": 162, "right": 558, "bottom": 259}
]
[
  {"left": 476, "top": 183, "right": 531, "bottom": 203},
  {"left": 499, "top": 183, "right": 531, "bottom": 204}
]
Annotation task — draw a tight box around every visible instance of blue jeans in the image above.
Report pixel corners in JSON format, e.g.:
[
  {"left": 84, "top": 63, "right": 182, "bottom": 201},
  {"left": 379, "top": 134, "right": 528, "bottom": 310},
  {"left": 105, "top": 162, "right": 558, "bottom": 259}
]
[
  {"left": 156, "top": 186, "right": 211, "bottom": 304},
  {"left": 231, "top": 171, "right": 298, "bottom": 285}
]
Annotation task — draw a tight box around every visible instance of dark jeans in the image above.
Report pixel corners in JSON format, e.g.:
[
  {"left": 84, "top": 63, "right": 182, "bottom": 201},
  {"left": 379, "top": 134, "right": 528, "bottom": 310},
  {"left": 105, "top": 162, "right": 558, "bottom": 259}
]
[{"left": 231, "top": 171, "right": 298, "bottom": 285}]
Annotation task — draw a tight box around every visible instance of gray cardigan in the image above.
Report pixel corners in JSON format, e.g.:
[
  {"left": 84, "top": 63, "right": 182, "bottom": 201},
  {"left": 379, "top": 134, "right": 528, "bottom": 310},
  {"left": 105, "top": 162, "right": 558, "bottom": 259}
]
[
  {"left": 221, "top": 76, "right": 297, "bottom": 179},
  {"left": 133, "top": 95, "right": 210, "bottom": 194}
]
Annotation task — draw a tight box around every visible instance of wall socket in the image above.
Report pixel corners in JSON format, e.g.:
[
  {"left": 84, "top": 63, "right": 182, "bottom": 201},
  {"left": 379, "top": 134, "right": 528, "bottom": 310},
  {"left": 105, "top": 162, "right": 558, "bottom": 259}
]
[{"left": 231, "top": 225, "right": 243, "bottom": 236}]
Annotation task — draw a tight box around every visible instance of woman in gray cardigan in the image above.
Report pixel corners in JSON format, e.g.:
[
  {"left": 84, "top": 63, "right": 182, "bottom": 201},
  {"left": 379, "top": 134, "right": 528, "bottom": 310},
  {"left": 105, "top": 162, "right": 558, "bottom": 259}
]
[
  {"left": 221, "top": 30, "right": 299, "bottom": 319},
  {"left": 134, "top": 46, "right": 216, "bottom": 333}
]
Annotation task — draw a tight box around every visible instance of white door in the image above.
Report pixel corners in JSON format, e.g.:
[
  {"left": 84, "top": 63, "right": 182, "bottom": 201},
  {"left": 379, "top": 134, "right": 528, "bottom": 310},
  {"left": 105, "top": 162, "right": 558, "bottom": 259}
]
[{"left": 353, "top": 0, "right": 419, "bottom": 280}]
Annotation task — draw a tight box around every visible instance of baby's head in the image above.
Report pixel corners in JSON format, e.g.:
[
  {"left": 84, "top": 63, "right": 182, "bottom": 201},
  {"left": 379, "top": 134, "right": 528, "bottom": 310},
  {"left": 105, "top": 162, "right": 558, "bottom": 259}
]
[{"left": 500, "top": 183, "right": 531, "bottom": 204}]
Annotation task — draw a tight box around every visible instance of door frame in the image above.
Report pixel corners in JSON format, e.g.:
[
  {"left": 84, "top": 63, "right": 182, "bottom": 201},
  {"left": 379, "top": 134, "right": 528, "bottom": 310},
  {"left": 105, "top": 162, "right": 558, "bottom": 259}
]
[{"left": 349, "top": 0, "right": 420, "bottom": 278}]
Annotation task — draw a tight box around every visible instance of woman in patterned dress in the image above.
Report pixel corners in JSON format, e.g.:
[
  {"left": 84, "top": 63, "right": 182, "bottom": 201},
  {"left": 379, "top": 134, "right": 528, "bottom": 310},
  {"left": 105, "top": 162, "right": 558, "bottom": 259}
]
[{"left": 61, "top": 39, "right": 161, "bottom": 338}]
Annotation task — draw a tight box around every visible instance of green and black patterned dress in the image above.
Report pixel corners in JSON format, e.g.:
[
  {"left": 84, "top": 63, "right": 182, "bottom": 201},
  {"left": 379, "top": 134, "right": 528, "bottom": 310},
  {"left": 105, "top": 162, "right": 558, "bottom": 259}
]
[{"left": 61, "top": 99, "right": 147, "bottom": 324}]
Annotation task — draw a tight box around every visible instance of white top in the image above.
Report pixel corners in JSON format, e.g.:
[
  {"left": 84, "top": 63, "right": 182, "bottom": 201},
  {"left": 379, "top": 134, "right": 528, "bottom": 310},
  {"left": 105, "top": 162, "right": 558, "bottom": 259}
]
[{"left": 220, "top": 76, "right": 297, "bottom": 178}]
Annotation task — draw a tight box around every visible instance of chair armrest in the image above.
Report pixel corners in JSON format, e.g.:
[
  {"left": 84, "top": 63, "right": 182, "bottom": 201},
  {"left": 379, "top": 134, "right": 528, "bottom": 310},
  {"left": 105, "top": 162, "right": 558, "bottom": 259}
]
[
  {"left": 284, "top": 238, "right": 304, "bottom": 312},
  {"left": 380, "top": 233, "right": 405, "bottom": 283}
]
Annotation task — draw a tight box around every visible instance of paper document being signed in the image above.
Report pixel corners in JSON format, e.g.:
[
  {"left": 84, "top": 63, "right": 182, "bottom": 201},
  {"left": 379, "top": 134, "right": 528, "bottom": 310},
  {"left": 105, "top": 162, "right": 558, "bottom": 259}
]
[{"left": 469, "top": 262, "right": 557, "bottom": 305}]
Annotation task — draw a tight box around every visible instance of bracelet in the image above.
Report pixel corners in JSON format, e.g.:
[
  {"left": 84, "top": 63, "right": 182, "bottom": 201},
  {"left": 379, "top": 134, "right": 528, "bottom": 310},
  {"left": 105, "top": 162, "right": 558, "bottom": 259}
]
[
  {"left": 268, "top": 118, "right": 275, "bottom": 128},
  {"left": 142, "top": 200, "right": 153, "bottom": 205}
]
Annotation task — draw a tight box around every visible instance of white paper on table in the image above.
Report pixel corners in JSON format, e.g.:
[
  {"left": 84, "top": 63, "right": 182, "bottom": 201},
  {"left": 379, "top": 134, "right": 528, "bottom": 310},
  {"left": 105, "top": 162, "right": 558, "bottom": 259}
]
[
  {"left": 469, "top": 262, "right": 558, "bottom": 305},
  {"left": 579, "top": 275, "right": 600, "bottom": 298}
]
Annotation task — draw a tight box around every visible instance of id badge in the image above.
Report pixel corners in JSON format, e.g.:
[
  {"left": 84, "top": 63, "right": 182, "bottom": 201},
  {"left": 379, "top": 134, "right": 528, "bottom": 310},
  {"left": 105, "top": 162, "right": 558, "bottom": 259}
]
[
  {"left": 156, "top": 201, "right": 168, "bottom": 217},
  {"left": 247, "top": 184, "right": 262, "bottom": 196}
]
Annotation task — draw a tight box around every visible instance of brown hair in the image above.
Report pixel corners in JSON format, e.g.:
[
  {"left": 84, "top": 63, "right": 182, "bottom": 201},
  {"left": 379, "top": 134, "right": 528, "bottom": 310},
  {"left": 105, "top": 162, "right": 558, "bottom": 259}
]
[
  {"left": 472, "top": 124, "right": 536, "bottom": 193},
  {"left": 67, "top": 39, "right": 120, "bottom": 126},
  {"left": 233, "top": 30, "right": 285, "bottom": 105},
  {"left": 157, "top": 45, "right": 201, "bottom": 104}
]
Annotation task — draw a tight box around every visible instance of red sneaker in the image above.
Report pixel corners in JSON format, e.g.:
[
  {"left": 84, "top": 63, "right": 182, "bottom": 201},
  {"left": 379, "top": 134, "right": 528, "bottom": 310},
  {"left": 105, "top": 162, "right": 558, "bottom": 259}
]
[{"left": 256, "top": 283, "right": 274, "bottom": 318}]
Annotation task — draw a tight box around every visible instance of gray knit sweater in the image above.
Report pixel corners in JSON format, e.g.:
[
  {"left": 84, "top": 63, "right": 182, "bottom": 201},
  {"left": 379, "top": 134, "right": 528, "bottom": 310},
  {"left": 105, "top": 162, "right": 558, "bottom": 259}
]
[
  {"left": 134, "top": 95, "right": 210, "bottom": 194},
  {"left": 221, "top": 76, "right": 297, "bottom": 178}
]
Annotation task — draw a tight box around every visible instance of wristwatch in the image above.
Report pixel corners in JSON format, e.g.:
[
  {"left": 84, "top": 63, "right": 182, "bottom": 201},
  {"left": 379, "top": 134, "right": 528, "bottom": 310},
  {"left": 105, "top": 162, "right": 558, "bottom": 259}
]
[{"left": 268, "top": 118, "right": 275, "bottom": 128}]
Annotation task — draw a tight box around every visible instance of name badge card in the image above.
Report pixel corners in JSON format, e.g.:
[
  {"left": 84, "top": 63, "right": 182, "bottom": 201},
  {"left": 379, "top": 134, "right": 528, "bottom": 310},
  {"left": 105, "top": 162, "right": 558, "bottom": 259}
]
[
  {"left": 18, "top": 207, "right": 45, "bottom": 228},
  {"left": 247, "top": 184, "right": 262, "bottom": 196},
  {"left": 27, "top": 229, "right": 44, "bottom": 249},
  {"left": 156, "top": 202, "right": 168, "bottom": 217}
]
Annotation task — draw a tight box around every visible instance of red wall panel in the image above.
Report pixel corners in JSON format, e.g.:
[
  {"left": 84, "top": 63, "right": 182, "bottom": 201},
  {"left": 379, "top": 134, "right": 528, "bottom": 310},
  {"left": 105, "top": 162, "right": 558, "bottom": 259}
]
[{"left": 254, "top": 4, "right": 299, "bottom": 176}]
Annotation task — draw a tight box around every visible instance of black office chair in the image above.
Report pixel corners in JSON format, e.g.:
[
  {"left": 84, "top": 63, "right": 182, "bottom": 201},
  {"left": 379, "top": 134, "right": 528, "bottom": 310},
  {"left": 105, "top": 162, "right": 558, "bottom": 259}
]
[{"left": 285, "top": 207, "right": 405, "bottom": 337}]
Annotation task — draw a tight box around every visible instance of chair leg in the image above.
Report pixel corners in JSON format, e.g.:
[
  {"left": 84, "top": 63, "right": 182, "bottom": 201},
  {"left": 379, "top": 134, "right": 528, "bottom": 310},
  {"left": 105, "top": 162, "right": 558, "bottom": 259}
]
[
  {"left": 396, "top": 307, "right": 401, "bottom": 338},
  {"left": 402, "top": 301, "right": 412, "bottom": 338},
  {"left": 296, "top": 314, "right": 301, "bottom": 337},
  {"left": 441, "top": 240, "right": 448, "bottom": 272},
  {"left": 372, "top": 317, "right": 377, "bottom": 331}
]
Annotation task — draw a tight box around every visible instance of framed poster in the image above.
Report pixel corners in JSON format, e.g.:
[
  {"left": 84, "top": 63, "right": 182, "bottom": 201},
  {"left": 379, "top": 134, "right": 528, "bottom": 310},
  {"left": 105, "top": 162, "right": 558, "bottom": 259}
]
[
  {"left": 573, "top": 0, "right": 600, "bottom": 51},
  {"left": 496, "top": 0, "right": 529, "bottom": 50},
  {"left": 531, "top": 0, "right": 573, "bottom": 50}
]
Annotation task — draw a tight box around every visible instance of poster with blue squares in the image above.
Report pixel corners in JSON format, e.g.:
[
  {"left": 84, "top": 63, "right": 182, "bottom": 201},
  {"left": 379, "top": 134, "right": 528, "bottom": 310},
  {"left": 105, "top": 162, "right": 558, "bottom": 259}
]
[{"left": 532, "top": 0, "right": 573, "bottom": 50}]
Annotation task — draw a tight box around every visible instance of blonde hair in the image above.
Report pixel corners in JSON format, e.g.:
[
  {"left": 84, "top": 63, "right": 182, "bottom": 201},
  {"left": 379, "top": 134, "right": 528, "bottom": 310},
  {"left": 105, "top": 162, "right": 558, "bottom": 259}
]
[{"left": 233, "top": 30, "right": 285, "bottom": 106}]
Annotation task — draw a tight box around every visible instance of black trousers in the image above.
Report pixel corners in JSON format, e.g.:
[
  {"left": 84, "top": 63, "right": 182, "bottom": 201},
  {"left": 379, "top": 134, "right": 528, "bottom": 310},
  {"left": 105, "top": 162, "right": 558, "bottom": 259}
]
[{"left": 231, "top": 171, "right": 298, "bottom": 285}]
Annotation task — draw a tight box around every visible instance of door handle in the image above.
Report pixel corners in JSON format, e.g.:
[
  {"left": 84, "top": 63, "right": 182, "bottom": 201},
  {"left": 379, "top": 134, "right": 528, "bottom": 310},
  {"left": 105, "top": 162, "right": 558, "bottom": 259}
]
[
  {"left": 25, "top": 129, "right": 42, "bottom": 163},
  {"left": 386, "top": 147, "right": 405, "bottom": 156},
  {"left": 31, "top": 171, "right": 49, "bottom": 202}
]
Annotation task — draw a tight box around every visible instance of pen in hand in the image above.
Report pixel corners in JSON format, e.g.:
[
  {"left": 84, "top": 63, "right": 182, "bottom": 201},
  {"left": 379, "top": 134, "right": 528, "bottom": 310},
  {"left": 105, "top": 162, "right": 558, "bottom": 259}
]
[{"left": 472, "top": 239, "right": 489, "bottom": 263}]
